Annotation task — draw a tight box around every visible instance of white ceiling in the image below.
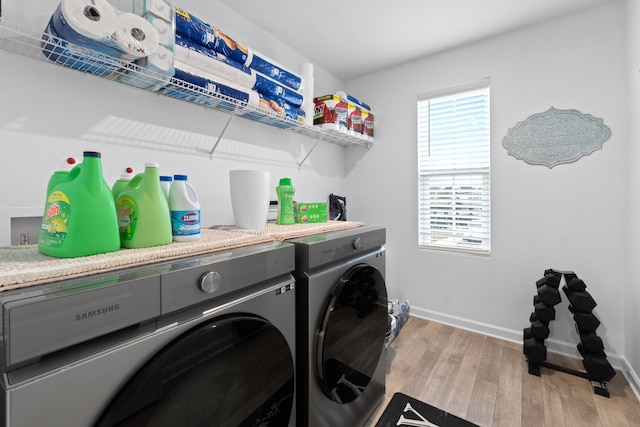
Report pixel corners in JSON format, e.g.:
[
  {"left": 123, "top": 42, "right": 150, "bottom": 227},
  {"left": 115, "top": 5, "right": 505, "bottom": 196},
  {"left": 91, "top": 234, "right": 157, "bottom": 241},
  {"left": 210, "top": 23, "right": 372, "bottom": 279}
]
[{"left": 218, "top": 0, "right": 615, "bottom": 81}]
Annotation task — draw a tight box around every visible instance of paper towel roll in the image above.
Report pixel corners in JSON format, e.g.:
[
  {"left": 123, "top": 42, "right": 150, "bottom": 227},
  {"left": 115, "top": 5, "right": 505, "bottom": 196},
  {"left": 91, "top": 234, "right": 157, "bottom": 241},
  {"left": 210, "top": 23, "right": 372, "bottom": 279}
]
[
  {"left": 300, "top": 62, "right": 314, "bottom": 126},
  {"left": 248, "top": 51, "right": 302, "bottom": 91},
  {"left": 113, "top": 12, "right": 160, "bottom": 59},
  {"left": 174, "top": 61, "right": 259, "bottom": 107},
  {"left": 174, "top": 35, "right": 256, "bottom": 89},
  {"left": 60, "top": 0, "right": 118, "bottom": 42},
  {"left": 300, "top": 61, "right": 313, "bottom": 86},
  {"left": 253, "top": 74, "right": 303, "bottom": 108}
]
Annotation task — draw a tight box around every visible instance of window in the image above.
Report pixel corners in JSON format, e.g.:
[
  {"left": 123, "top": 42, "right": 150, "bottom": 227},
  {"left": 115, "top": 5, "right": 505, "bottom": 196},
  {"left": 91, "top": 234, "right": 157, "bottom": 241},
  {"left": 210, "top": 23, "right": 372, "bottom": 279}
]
[{"left": 417, "top": 79, "right": 490, "bottom": 254}]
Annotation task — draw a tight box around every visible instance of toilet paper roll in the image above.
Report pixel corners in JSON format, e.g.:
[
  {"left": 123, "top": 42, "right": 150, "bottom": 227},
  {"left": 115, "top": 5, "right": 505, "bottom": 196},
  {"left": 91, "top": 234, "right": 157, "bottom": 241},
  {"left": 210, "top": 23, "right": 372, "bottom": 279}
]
[
  {"left": 146, "top": 13, "right": 173, "bottom": 47},
  {"left": 42, "top": 16, "right": 123, "bottom": 76},
  {"left": 113, "top": 12, "right": 160, "bottom": 59},
  {"left": 60, "top": 0, "right": 118, "bottom": 42},
  {"left": 142, "top": 0, "right": 173, "bottom": 22},
  {"left": 142, "top": 44, "right": 174, "bottom": 74}
]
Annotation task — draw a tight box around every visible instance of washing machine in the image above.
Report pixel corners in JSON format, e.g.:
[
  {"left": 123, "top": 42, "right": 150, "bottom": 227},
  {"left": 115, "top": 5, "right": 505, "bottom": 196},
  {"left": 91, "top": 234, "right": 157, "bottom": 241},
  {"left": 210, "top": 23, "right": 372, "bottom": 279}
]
[
  {"left": 289, "top": 225, "right": 387, "bottom": 427},
  {"left": 0, "top": 241, "right": 296, "bottom": 427}
]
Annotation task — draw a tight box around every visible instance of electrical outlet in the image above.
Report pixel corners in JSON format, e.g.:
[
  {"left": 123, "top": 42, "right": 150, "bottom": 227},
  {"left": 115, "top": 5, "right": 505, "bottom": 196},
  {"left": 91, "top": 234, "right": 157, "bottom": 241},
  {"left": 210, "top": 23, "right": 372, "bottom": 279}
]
[
  {"left": 0, "top": 208, "right": 43, "bottom": 246},
  {"left": 10, "top": 216, "right": 42, "bottom": 246}
]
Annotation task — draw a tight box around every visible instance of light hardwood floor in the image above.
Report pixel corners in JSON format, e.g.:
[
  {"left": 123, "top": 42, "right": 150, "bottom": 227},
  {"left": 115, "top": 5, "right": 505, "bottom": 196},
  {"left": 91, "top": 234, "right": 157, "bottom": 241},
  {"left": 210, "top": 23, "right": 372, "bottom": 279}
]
[{"left": 363, "top": 317, "right": 640, "bottom": 427}]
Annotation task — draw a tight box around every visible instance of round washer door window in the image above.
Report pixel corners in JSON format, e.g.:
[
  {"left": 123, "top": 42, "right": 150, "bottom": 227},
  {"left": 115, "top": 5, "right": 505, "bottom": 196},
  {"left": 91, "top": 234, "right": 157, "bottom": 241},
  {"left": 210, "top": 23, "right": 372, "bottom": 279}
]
[
  {"left": 96, "top": 315, "right": 294, "bottom": 427},
  {"left": 317, "top": 263, "right": 387, "bottom": 404}
]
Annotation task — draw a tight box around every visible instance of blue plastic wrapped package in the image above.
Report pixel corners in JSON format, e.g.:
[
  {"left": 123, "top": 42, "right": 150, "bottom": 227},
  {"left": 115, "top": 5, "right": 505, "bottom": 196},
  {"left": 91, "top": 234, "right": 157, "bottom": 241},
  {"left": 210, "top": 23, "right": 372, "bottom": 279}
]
[
  {"left": 48, "top": 1, "right": 159, "bottom": 61},
  {"left": 254, "top": 74, "right": 303, "bottom": 108},
  {"left": 258, "top": 94, "right": 305, "bottom": 127},
  {"left": 174, "top": 34, "right": 255, "bottom": 88},
  {"left": 175, "top": 8, "right": 249, "bottom": 65},
  {"left": 336, "top": 91, "right": 372, "bottom": 111},
  {"left": 42, "top": 17, "right": 123, "bottom": 77},
  {"left": 175, "top": 33, "right": 303, "bottom": 108},
  {"left": 247, "top": 52, "right": 302, "bottom": 91},
  {"left": 46, "top": 3, "right": 125, "bottom": 57},
  {"left": 174, "top": 8, "right": 304, "bottom": 92},
  {"left": 168, "top": 61, "right": 261, "bottom": 112}
]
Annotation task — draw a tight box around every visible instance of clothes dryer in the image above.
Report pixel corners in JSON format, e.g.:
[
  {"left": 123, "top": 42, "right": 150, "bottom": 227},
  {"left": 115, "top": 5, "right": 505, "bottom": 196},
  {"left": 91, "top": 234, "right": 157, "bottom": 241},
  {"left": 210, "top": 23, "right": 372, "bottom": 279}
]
[
  {"left": 0, "top": 242, "right": 296, "bottom": 427},
  {"left": 289, "top": 225, "right": 387, "bottom": 427}
]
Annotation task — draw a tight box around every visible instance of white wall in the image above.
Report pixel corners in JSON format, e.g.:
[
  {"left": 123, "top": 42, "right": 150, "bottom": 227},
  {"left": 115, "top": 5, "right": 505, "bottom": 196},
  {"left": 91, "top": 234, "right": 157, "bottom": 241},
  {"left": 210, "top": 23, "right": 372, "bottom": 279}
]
[
  {"left": 625, "top": 0, "right": 640, "bottom": 394},
  {"left": 0, "top": 0, "right": 350, "bottom": 244},
  {"left": 346, "top": 0, "right": 628, "bottom": 367}
]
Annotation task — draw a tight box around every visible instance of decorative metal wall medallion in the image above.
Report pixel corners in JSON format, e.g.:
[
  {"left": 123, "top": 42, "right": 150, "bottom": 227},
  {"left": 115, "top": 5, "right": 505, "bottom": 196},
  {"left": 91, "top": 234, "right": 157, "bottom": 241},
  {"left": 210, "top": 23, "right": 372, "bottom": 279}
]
[{"left": 502, "top": 107, "right": 611, "bottom": 168}]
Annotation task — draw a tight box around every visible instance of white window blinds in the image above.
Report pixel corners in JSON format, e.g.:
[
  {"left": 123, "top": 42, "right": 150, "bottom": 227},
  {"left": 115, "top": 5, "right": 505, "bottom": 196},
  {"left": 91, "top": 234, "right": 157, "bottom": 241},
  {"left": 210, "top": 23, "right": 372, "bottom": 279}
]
[{"left": 417, "top": 81, "right": 491, "bottom": 253}]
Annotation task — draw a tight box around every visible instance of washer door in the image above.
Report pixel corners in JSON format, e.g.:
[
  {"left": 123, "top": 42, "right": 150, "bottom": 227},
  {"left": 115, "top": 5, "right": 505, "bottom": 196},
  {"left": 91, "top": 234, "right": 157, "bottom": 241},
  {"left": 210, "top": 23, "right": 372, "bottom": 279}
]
[
  {"left": 96, "top": 315, "right": 294, "bottom": 427},
  {"left": 317, "top": 264, "right": 387, "bottom": 404}
]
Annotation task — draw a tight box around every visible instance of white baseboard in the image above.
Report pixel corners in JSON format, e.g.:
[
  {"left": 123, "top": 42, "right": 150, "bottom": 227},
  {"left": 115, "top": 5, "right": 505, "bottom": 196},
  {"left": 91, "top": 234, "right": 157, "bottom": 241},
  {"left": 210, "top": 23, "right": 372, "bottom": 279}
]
[
  {"left": 621, "top": 356, "right": 640, "bottom": 402},
  {"left": 410, "top": 305, "right": 640, "bottom": 402}
]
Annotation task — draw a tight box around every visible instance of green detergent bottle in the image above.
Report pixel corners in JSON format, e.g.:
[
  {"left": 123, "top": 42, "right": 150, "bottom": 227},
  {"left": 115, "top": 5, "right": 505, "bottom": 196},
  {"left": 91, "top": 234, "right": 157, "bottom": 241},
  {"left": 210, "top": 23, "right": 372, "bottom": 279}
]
[
  {"left": 38, "top": 151, "right": 120, "bottom": 258},
  {"left": 276, "top": 178, "right": 295, "bottom": 225},
  {"left": 46, "top": 156, "right": 78, "bottom": 198},
  {"left": 116, "top": 162, "right": 172, "bottom": 249},
  {"left": 111, "top": 166, "right": 135, "bottom": 200}
]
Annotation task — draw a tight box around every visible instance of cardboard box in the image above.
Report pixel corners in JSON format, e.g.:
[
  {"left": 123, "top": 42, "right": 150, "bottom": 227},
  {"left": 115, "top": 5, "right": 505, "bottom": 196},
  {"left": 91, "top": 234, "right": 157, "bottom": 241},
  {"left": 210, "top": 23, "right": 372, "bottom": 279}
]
[{"left": 294, "top": 202, "right": 327, "bottom": 223}]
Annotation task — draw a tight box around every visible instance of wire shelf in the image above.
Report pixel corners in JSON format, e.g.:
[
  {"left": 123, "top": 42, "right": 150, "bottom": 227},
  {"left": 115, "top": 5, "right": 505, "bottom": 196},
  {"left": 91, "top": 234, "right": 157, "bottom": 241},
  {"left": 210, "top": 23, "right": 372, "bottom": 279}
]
[{"left": 0, "top": 19, "right": 373, "bottom": 158}]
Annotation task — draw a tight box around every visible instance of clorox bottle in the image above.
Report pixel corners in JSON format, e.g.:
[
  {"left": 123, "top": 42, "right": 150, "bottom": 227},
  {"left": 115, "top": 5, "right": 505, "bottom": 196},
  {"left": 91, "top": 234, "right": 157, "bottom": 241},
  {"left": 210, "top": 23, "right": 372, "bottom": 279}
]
[
  {"left": 116, "top": 163, "right": 172, "bottom": 248},
  {"left": 160, "top": 175, "right": 173, "bottom": 200},
  {"left": 168, "top": 174, "right": 201, "bottom": 242},
  {"left": 38, "top": 151, "right": 120, "bottom": 258}
]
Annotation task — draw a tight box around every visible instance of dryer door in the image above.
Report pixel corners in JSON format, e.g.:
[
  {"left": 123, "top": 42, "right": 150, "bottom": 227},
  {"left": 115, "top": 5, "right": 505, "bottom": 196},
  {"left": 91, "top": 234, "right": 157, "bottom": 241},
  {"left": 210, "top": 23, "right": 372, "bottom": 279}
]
[
  {"left": 96, "top": 315, "right": 294, "bottom": 427},
  {"left": 317, "top": 263, "right": 387, "bottom": 404}
]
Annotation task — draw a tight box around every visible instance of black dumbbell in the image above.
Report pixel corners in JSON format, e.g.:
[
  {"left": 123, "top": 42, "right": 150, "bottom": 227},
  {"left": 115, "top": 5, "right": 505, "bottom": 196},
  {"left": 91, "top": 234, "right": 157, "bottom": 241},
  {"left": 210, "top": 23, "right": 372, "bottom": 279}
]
[
  {"left": 583, "top": 354, "right": 616, "bottom": 382},
  {"left": 562, "top": 286, "right": 596, "bottom": 312},
  {"left": 571, "top": 308, "right": 600, "bottom": 331},
  {"left": 528, "top": 313, "right": 551, "bottom": 338},
  {"left": 538, "top": 284, "right": 561, "bottom": 307},
  {"left": 580, "top": 331, "right": 605, "bottom": 353},
  {"left": 577, "top": 342, "right": 605, "bottom": 358},
  {"left": 537, "top": 272, "right": 560, "bottom": 289},
  {"left": 543, "top": 269, "right": 563, "bottom": 284},
  {"left": 531, "top": 320, "right": 550, "bottom": 339},
  {"left": 533, "top": 295, "right": 556, "bottom": 323},
  {"left": 565, "top": 275, "right": 587, "bottom": 292},
  {"left": 523, "top": 328, "right": 546, "bottom": 363}
]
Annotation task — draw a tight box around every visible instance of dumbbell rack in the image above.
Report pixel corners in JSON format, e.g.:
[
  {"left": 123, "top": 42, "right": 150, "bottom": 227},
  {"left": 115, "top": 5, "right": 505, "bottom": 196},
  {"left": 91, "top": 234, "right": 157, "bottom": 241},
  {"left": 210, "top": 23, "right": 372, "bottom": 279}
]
[{"left": 523, "top": 269, "right": 615, "bottom": 397}]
